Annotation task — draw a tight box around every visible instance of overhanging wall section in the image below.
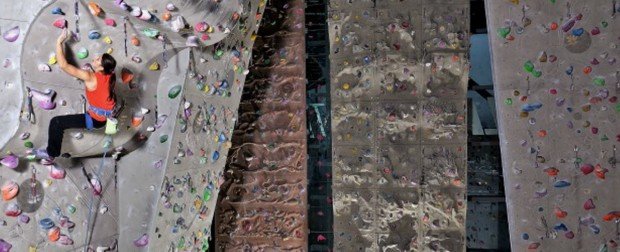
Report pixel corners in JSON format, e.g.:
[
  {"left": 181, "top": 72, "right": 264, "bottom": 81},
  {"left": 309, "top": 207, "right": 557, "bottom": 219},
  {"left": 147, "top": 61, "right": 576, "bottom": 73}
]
[
  {"left": 486, "top": 0, "right": 620, "bottom": 251},
  {"left": 328, "top": 0, "right": 469, "bottom": 250}
]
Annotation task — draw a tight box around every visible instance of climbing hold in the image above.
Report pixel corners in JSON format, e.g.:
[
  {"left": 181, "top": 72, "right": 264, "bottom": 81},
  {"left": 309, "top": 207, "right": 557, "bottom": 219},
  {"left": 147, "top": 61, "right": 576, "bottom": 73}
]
[
  {"left": 48, "top": 54, "right": 57, "bottom": 65},
  {"left": 572, "top": 28, "right": 585, "bottom": 36},
  {"left": 131, "top": 55, "right": 142, "bottom": 63},
  {"left": 504, "top": 98, "right": 513, "bottom": 105},
  {"left": 554, "top": 223, "right": 568, "bottom": 232},
  {"left": 52, "top": 7, "right": 65, "bottom": 15},
  {"left": 550, "top": 22, "right": 558, "bottom": 30},
  {"left": 593, "top": 77, "right": 605, "bottom": 86},
  {"left": 57, "top": 235, "right": 74, "bottom": 246},
  {"left": 212, "top": 151, "right": 219, "bottom": 161},
  {"left": 48, "top": 165, "right": 66, "bottom": 179},
  {"left": 121, "top": 68, "right": 134, "bottom": 84},
  {"left": 581, "top": 164, "right": 594, "bottom": 174},
  {"left": 104, "top": 18, "right": 116, "bottom": 27},
  {"left": 48, "top": 227, "right": 60, "bottom": 242},
  {"left": 584, "top": 198, "right": 596, "bottom": 210},
  {"left": 4, "top": 202, "right": 21, "bottom": 217},
  {"left": 134, "top": 234, "right": 149, "bottom": 247},
  {"left": 203, "top": 188, "right": 211, "bottom": 201},
  {"left": 168, "top": 85, "right": 182, "bottom": 99},
  {"left": 565, "top": 231, "right": 575, "bottom": 239},
  {"left": 77, "top": 48, "right": 89, "bottom": 59},
  {"left": 583, "top": 66, "right": 593, "bottom": 74},
  {"left": 18, "top": 214, "right": 29, "bottom": 224},
  {"left": 195, "top": 21, "right": 209, "bottom": 32},
  {"left": 162, "top": 12, "right": 172, "bottom": 21},
  {"left": 543, "top": 167, "right": 559, "bottom": 176},
  {"left": 131, "top": 35, "right": 140, "bottom": 46},
  {"left": 88, "top": 1, "right": 103, "bottom": 16},
  {"left": 523, "top": 60, "right": 534, "bottom": 73},
  {"left": 595, "top": 164, "right": 608, "bottom": 179},
  {"left": 603, "top": 211, "right": 620, "bottom": 221},
  {"left": 538, "top": 51, "right": 547, "bottom": 62},
  {"left": 90, "top": 177, "right": 102, "bottom": 196},
  {"left": 554, "top": 179, "right": 571, "bottom": 188},
  {"left": 521, "top": 102, "right": 543, "bottom": 112},
  {"left": 88, "top": 30, "right": 101, "bottom": 40},
  {"left": 53, "top": 18, "right": 67, "bottom": 29},
  {"left": 528, "top": 242, "right": 541, "bottom": 250},
  {"left": 497, "top": 27, "right": 510, "bottom": 38},
  {"left": 166, "top": 3, "right": 176, "bottom": 11},
  {"left": 171, "top": 16, "right": 186, "bottom": 32},
  {"left": 3, "top": 26, "right": 20, "bottom": 42},
  {"left": 149, "top": 61, "right": 160, "bottom": 71},
  {"left": 159, "top": 135, "right": 168, "bottom": 143},
  {"left": 0, "top": 154, "right": 19, "bottom": 171},
  {"left": 139, "top": 10, "right": 152, "bottom": 21},
  {"left": 67, "top": 205, "right": 76, "bottom": 214},
  {"left": 103, "top": 36, "right": 112, "bottom": 44},
  {"left": 532, "top": 70, "right": 542, "bottom": 78},
  {"left": 38, "top": 63, "right": 51, "bottom": 72},
  {"left": 142, "top": 28, "right": 159, "bottom": 38},
  {"left": 566, "top": 66, "right": 574, "bottom": 75},
  {"left": 1, "top": 181, "right": 19, "bottom": 201}
]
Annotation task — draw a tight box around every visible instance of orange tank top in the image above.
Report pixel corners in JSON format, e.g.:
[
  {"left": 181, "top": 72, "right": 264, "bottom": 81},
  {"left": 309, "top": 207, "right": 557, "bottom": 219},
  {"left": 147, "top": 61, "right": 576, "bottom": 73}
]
[{"left": 86, "top": 72, "right": 116, "bottom": 122}]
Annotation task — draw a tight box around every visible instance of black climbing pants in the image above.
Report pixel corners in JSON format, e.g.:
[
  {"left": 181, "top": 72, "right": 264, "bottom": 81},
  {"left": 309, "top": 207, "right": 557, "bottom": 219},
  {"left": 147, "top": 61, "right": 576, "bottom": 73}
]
[{"left": 46, "top": 114, "right": 106, "bottom": 158}]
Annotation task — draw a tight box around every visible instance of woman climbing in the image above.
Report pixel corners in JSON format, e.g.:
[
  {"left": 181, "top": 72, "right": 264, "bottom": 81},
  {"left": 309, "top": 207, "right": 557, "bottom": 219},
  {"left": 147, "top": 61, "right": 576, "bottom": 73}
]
[{"left": 33, "top": 28, "right": 117, "bottom": 164}]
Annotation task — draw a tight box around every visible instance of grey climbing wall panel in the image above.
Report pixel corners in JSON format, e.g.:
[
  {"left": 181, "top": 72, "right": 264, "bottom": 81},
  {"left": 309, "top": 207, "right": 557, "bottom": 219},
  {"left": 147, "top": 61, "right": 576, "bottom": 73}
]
[
  {"left": 214, "top": 0, "right": 308, "bottom": 250},
  {"left": 328, "top": 0, "right": 469, "bottom": 251},
  {"left": 1, "top": 0, "right": 266, "bottom": 250},
  {"left": 485, "top": 0, "right": 620, "bottom": 251}
]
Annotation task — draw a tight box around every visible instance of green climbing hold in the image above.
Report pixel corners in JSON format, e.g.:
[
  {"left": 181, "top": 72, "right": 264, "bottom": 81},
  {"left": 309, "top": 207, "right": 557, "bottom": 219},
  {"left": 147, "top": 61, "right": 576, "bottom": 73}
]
[
  {"left": 201, "top": 241, "right": 209, "bottom": 252},
  {"left": 160, "top": 135, "right": 168, "bottom": 143},
  {"left": 616, "top": 103, "right": 620, "bottom": 112},
  {"left": 178, "top": 236, "right": 186, "bottom": 249},
  {"left": 523, "top": 61, "right": 534, "bottom": 73},
  {"left": 203, "top": 188, "right": 211, "bottom": 201},
  {"left": 168, "top": 85, "right": 182, "bottom": 99},
  {"left": 215, "top": 50, "right": 224, "bottom": 57},
  {"left": 593, "top": 77, "right": 605, "bottom": 86},
  {"left": 576, "top": 157, "right": 583, "bottom": 164},
  {"left": 532, "top": 70, "right": 542, "bottom": 78},
  {"left": 602, "top": 21, "right": 608, "bottom": 28},
  {"left": 601, "top": 135, "right": 609, "bottom": 141},
  {"left": 67, "top": 204, "right": 76, "bottom": 214},
  {"left": 497, "top": 27, "right": 511, "bottom": 38},
  {"left": 505, "top": 98, "right": 513, "bottom": 105},
  {"left": 550, "top": 0, "right": 556, "bottom": 3},
  {"left": 24, "top": 141, "right": 33, "bottom": 148},
  {"left": 77, "top": 48, "right": 89, "bottom": 59},
  {"left": 142, "top": 28, "right": 159, "bottom": 38},
  {"left": 199, "top": 157, "right": 207, "bottom": 164}
]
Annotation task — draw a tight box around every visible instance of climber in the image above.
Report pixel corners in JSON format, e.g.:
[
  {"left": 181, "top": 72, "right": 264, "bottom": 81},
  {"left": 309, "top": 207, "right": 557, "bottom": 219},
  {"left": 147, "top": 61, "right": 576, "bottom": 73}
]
[{"left": 32, "top": 28, "right": 117, "bottom": 164}]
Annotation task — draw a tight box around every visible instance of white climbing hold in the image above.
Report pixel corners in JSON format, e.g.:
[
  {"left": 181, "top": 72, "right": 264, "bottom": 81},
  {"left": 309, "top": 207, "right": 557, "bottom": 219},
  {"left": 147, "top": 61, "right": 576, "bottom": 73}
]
[{"left": 38, "top": 64, "right": 51, "bottom": 72}]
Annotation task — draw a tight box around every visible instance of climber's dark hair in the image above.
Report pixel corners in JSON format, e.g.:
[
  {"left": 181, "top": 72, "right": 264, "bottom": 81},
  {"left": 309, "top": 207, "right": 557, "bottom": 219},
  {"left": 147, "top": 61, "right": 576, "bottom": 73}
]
[{"left": 101, "top": 53, "right": 117, "bottom": 102}]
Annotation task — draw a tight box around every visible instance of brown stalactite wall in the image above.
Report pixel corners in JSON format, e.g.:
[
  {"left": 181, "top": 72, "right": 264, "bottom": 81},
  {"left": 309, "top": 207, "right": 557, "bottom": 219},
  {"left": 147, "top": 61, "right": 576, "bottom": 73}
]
[{"left": 215, "top": 0, "right": 308, "bottom": 250}]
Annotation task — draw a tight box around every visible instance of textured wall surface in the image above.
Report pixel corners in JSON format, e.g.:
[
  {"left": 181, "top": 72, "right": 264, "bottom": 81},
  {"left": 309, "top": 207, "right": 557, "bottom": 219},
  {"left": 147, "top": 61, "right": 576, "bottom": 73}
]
[
  {"left": 328, "top": 0, "right": 469, "bottom": 251},
  {"left": 0, "top": 0, "right": 265, "bottom": 251},
  {"left": 214, "top": 0, "right": 308, "bottom": 250},
  {"left": 486, "top": 0, "right": 620, "bottom": 251}
]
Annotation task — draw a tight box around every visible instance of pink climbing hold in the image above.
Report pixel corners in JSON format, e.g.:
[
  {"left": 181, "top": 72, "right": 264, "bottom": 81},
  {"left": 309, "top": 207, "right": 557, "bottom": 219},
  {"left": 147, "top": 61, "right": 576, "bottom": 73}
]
[
  {"left": 53, "top": 18, "right": 67, "bottom": 29},
  {"left": 91, "top": 178, "right": 102, "bottom": 196},
  {"left": 584, "top": 198, "right": 596, "bottom": 210},
  {"left": 48, "top": 165, "right": 66, "bottom": 179},
  {"left": 105, "top": 18, "right": 116, "bottom": 27},
  {"left": 134, "top": 234, "right": 148, "bottom": 247},
  {"left": 580, "top": 164, "right": 594, "bottom": 175}
]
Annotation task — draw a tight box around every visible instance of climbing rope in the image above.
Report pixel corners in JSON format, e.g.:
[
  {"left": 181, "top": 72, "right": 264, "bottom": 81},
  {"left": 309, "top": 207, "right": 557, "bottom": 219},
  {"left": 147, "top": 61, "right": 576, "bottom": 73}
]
[
  {"left": 82, "top": 136, "right": 112, "bottom": 251},
  {"left": 123, "top": 16, "right": 128, "bottom": 57},
  {"left": 74, "top": 0, "right": 80, "bottom": 41}
]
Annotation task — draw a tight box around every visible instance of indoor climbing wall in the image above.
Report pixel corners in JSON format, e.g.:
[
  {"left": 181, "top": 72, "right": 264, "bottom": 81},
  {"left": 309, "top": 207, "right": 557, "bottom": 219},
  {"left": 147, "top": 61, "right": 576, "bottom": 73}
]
[
  {"left": 486, "top": 0, "right": 620, "bottom": 251},
  {"left": 328, "top": 0, "right": 469, "bottom": 251},
  {"left": 214, "top": 0, "right": 308, "bottom": 250},
  {"left": 0, "top": 0, "right": 265, "bottom": 251}
]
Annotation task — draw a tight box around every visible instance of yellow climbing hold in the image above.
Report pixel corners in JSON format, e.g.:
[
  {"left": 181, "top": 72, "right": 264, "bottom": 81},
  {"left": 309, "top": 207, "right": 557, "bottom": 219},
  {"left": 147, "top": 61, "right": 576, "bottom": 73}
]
[
  {"left": 342, "top": 83, "right": 350, "bottom": 90},
  {"left": 103, "top": 36, "right": 112, "bottom": 44},
  {"left": 251, "top": 33, "right": 257, "bottom": 41},
  {"left": 29, "top": 246, "right": 36, "bottom": 252},
  {"left": 149, "top": 61, "right": 160, "bottom": 71},
  {"left": 259, "top": 0, "right": 267, "bottom": 7},
  {"left": 510, "top": 0, "right": 519, "bottom": 4},
  {"left": 106, "top": 48, "right": 113, "bottom": 54},
  {"left": 48, "top": 54, "right": 57, "bottom": 65},
  {"left": 203, "top": 85, "right": 210, "bottom": 93},
  {"left": 224, "top": 141, "right": 232, "bottom": 149}
]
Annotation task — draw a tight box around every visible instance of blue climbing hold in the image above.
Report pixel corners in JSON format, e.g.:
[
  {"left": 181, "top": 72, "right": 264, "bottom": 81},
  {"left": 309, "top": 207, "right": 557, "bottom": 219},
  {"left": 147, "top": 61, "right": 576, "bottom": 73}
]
[
  {"left": 572, "top": 28, "right": 585, "bottom": 36},
  {"left": 212, "top": 151, "right": 219, "bottom": 161},
  {"left": 220, "top": 79, "right": 229, "bottom": 89},
  {"left": 567, "top": 107, "right": 573, "bottom": 113},
  {"left": 522, "top": 233, "right": 529, "bottom": 240},
  {"left": 565, "top": 66, "right": 574, "bottom": 75},
  {"left": 589, "top": 224, "right": 601, "bottom": 234},
  {"left": 554, "top": 223, "right": 568, "bottom": 232},
  {"left": 218, "top": 133, "right": 227, "bottom": 143},
  {"left": 554, "top": 180, "right": 571, "bottom": 188},
  {"left": 521, "top": 102, "right": 543, "bottom": 112},
  {"left": 363, "top": 56, "right": 371, "bottom": 64},
  {"left": 52, "top": 7, "right": 65, "bottom": 15},
  {"left": 88, "top": 30, "right": 101, "bottom": 40},
  {"left": 39, "top": 218, "right": 55, "bottom": 230}
]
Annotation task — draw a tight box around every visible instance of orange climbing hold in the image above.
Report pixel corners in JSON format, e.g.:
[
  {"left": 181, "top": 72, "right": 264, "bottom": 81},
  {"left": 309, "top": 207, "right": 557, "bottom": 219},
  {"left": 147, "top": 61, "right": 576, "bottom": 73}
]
[
  {"left": 595, "top": 164, "right": 608, "bottom": 180},
  {"left": 121, "top": 68, "right": 134, "bottom": 84},
  {"left": 603, "top": 211, "right": 620, "bottom": 221},
  {"left": 48, "top": 227, "right": 60, "bottom": 242},
  {"left": 537, "top": 130, "right": 547, "bottom": 137},
  {"left": 131, "top": 35, "right": 140, "bottom": 46},
  {"left": 543, "top": 167, "right": 559, "bottom": 177},
  {"left": 88, "top": 1, "right": 102, "bottom": 16},
  {"left": 583, "top": 66, "right": 592, "bottom": 74},
  {"left": 554, "top": 207, "right": 567, "bottom": 218},
  {"left": 550, "top": 22, "right": 558, "bottom": 30}
]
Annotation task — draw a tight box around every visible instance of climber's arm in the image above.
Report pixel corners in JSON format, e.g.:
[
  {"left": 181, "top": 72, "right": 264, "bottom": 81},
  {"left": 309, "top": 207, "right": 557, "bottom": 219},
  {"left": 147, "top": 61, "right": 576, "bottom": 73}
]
[{"left": 56, "top": 29, "right": 93, "bottom": 82}]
